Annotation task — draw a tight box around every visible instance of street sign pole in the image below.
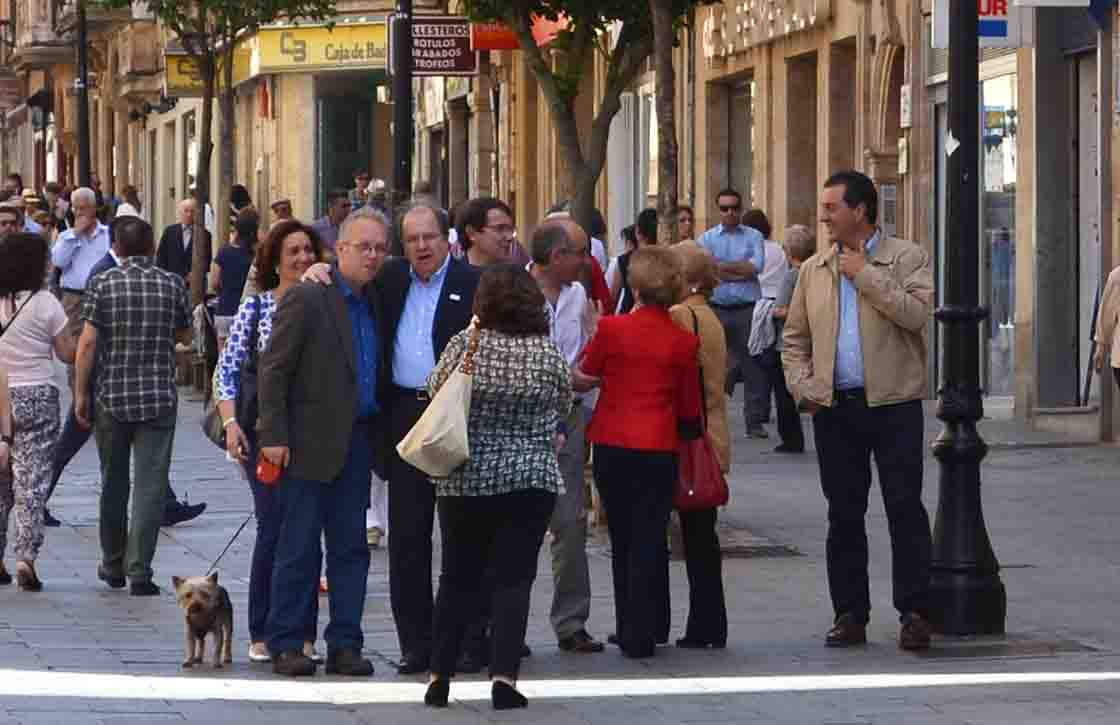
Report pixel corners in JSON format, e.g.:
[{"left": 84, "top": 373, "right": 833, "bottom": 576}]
[
  {"left": 75, "top": 0, "right": 92, "bottom": 187},
  {"left": 392, "top": 0, "right": 413, "bottom": 204},
  {"left": 928, "top": 0, "right": 1008, "bottom": 635}
]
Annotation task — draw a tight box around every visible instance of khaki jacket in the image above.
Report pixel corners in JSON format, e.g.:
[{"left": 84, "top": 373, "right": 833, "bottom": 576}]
[
  {"left": 671, "top": 297, "right": 730, "bottom": 472},
  {"left": 781, "top": 234, "right": 933, "bottom": 408},
  {"left": 1094, "top": 265, "right": 1120, "bottom": 368}
]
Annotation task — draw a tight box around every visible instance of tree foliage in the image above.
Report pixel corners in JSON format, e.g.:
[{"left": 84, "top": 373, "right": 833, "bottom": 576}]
[
  {"left": 463, "top": 0, "right": 704, "bottom": 236},
  {"left": 94, "top": 0, "right": 336, "bottom": 305}
]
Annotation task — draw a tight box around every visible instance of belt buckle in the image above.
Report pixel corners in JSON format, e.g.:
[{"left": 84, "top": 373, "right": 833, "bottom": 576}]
[{"left": 416, "top": 389, "right": 430, "bottom": 402}]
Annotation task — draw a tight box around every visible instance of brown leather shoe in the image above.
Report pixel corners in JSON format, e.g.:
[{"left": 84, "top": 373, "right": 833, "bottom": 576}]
[
  {"left": 825, "top": 613, "right": 867, "bottom": 647},
  {"left": 899, "top": 612, "right": 932, "bottom": 651},
  {"left": 558, "top": 629, "right": 605, "bottom": 653}
]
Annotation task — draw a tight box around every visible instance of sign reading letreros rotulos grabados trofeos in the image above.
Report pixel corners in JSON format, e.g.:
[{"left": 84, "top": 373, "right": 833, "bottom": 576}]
[{"left": 411, "top": 16, "right": 478, "bottom": 76}]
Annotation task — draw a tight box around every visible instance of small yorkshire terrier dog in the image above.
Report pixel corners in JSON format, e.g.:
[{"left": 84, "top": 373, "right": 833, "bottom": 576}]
[{"left": 172, "top": 572, "right": 234, "bottom": 668}]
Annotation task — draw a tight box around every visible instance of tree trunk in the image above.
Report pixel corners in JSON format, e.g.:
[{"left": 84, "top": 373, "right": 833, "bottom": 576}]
[
  {"left": 217, "top": 44, "right": 237, "bottom": 253},
  {"left": 650, "top": 0, "right": 679, "bottom": 244},
  {"left": 191, "top": 52, "right": 216, "bottom": 309}
]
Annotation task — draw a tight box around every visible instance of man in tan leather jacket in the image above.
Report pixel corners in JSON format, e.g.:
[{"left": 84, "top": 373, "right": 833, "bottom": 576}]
[{"left": 781, "top": 170, "right": 935, "bottom": 652}]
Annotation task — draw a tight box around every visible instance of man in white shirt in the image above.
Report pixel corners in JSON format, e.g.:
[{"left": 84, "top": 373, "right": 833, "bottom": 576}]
[
  {"left": 528, "top": 218, "right": 605, "bottom": 655},
  {"left": 51, "top": 187, "right": 110, "bottom": 345}
]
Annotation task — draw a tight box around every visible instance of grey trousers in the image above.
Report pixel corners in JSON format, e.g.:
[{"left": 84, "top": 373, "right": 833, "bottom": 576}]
[
  {"left": 713, "top": 303, "right": 768, "bottom": 426},
  {"left": 550, "top": 406, "right": 592, "bottom": 640},
  {"left": 96, "top": 406, "right": 177, "bottom": 584}
]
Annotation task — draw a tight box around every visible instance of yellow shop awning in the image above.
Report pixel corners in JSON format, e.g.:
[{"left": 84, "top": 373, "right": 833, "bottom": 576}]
[{"left": 250, "top": 21, "right": 388, "bottom": 75}]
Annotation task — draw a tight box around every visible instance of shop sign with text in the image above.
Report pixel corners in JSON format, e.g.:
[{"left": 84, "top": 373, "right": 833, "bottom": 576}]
[
  {"left": 411, "top": 16, "right": 477, "bottom": 76},
  {"left": 252, "top": 22, "right": 388, "bottom": 74}
]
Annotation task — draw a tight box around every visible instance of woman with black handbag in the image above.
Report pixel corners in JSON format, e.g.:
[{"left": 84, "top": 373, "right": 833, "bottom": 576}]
[
  {"left": 213, "top": 220, "right": 324, "bottom": 663},
  {"left": 669, "top": 243, "right": 731, "bottom": 649}
]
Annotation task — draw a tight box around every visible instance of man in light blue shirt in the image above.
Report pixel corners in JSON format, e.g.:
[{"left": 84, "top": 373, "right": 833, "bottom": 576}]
[
  {"left": 699, "top": 187, "right": 769, "bottom": 438},
  {"left": 51, "top": 187, "right": 110, "bottom": 346}
]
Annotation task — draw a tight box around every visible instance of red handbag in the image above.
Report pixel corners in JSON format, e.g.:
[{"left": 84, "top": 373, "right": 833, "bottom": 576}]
[{"left": 673, "top": 307, "right": 729, "bottom": 512}]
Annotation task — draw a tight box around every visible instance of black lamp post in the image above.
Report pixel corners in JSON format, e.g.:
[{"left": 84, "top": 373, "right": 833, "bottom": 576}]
[
  {"left": 75, "top": 0, "right": 92, "bottom": 187},
  {"left": 392, "top": 0, "right": 413, "bottom": 204},
  {"left": 928, "top": 0, "right": 1007, "bottom": 635}
]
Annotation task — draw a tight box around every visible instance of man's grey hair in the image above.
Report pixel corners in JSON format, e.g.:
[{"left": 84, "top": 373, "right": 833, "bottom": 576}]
[
  {"left": 395, "top": 197, "right": 449, "bottom": 241},
  {"left": 340, "top": 205, "right": 390, "bottom": 242},
  {"left": 71, "top": 187, "right": 96, "bottom": 207},
  {"left": 530, "top": 221, "right": 573, "bottom": 265}
]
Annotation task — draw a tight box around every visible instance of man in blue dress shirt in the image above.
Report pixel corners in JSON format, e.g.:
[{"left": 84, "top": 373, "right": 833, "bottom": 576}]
[{"left": 699, "top": 188, "right": 769, "bottom": 438}]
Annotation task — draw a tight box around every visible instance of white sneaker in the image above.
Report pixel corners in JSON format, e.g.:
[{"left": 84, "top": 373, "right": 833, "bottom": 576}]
[{"left": 248, "top": 643, "right": 271, "bottom": 663}]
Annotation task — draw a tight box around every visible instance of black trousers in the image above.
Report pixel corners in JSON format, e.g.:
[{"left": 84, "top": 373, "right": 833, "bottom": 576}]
[
  {"left": 811, "top": 394, "right": 931, "bottom": 623},
  {"left": 593, "top": 444, "right": 675, "bottom": 657},
  {"left": 387, "top": 393, "right": 437, "bottom": 660},
  {"left": 678, "top": 507, "right": 728, "bottom": 644},
  {"left": 754, "top": 347, "right": 805, "bottom": 450},
  {"left": 430, "top": 489, "right": 555, "bottom": 679}
]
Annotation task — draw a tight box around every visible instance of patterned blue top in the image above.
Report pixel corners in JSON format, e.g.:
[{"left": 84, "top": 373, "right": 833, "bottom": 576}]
[
  {"left": 699, "top": 223, "right": 766, "bottom": 306},
  {"left": 835, "top": 230, "right": 880, "bottom": 390},
  {"left": 216, "top": 293, "right": 275, "bottom": 402}
]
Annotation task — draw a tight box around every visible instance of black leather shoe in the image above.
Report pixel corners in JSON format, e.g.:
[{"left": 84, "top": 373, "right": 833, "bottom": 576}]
[
  {"left": 558, "top": 630, "right": 604, "bottom": 653},
  {"left": 397, "top": 652, "right": 429, "bottom": 675},
  {"left": 0, "top": 567, "right": 10, "bottom": 585},
  {"left": 606, "top": 633, "right": 620, "bottom": 647},
  {"left": 520, "top": 642, "right": 532, "bottom": 658},
  {"left": 97, "top": 565, "right": 125, "bottom": 589},
  {"left": 43, "top": 508, "right": 61, "bottom": 527},
  {"left": 899, "top": 612, "right": 932, "bottom": 651},
  {"left": 129, "top": 581, "right": 160, "bottom": 596},
  {"left": 825, "top": 613, "right": 867, "bottom": 647},
  {"left": 676, "top": 636, "right": 727, "bottom": 649},
  {"left": 162, "top": 502, "right": 206, "bottom": 527},
  {"left": 325, "top": 648, "right": 373, "bottom": 676},
  {"left": 273, "top": 649, "right": 316, "bottom": 677},
  {"left": 492, "top": 681, "right": 528, "bottom": 710},
  {"left": 424, "top": 679, "right": 449, "bottom": 707},
  {"left": 773, "top": 443, "right": 805, "bottom": 453}
]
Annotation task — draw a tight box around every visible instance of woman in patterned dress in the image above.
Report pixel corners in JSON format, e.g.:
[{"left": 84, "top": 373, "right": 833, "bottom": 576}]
[
  {"left": 424, "top": 264, "right": 572, "bottom": 711},
  {"left": 214, "top": 220, "right": 323, "bottom": 662},
  {"left": 0, "top": 233, "right": 76, "bottom": 590}
]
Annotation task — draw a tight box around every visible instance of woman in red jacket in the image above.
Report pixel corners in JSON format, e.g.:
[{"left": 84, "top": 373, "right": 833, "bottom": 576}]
[{"left": 577, "top": 246, "right": 703, "bottom": 659}]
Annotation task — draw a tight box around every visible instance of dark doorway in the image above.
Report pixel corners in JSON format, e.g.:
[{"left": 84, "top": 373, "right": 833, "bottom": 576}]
[{"left": 317, "top": 94, "right": 372, "bottom": 217}]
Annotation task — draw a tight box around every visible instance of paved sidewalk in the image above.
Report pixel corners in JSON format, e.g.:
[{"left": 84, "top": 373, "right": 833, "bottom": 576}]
[{"left": 1, "top": 388, "right": 1119, "bottom": 724}]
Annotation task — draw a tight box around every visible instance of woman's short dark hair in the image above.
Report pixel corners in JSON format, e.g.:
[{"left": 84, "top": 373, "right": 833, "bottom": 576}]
[
  {"left": 628, "top": 246, "right": 682, "bottom": 309},
  {"left": 231, "top": 184, "right": 253, "bottom": 210},
  {"left": 0, "top": 233, "right": 50, "bottom": 295},
  {"left": 742, "top": 208, "right": 772, "bottom": 239},
  {"left": 254, "top": 220, "right": 323, "bottom": 291},
  {"left": 235, "top": 207, "right": 261, "bottom": 252},
  {"left": 473, "top": 264, "right": 549, "bottom": 336}
]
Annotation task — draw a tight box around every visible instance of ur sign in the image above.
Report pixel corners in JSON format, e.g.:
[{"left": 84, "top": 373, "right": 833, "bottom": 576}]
[{"left": 931, "top": 0, "right": 1034, "bottom": 48}]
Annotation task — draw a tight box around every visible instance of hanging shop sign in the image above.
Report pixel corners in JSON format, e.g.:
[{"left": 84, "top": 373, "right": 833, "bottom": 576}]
[
  {"left": 410, "top": 16, "right": 478, "bottom": 77},
  {"left": 164, "top": 47, "right": 252, "bottom": 97},
  {"left": 933, "top": 0, "right": 1035, "bottom": 48}
]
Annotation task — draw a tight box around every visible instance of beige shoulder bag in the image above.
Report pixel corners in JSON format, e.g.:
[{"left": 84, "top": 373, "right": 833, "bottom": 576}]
[{"left": 396, "top": 323, "right": 481, "bottom": 477}]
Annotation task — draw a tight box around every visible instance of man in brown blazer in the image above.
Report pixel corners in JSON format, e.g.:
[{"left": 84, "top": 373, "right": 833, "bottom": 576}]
[{"left": 257, "top": 208, "right": 391, "bottom": 676}]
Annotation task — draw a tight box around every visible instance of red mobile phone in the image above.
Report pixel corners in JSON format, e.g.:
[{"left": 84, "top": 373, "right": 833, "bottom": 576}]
[{"left": 257, "top": 455, "right": 284, "bottom": 485}]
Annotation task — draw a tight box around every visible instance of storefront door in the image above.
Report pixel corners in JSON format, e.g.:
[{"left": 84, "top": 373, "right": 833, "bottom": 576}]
[{"left": 317, "top": 95, "right": 372, "bottom": 216}]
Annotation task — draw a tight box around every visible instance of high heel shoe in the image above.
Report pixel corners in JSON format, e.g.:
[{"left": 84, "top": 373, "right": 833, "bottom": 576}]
[
  {"left": 424, "top": 679, "right": 449, "bottom": 708},
  {"left": 16, "top": 561, "right": 42, "bottom": 592},
  {"left": 491, "top": 680, "right": 528, "bottom": 710}
]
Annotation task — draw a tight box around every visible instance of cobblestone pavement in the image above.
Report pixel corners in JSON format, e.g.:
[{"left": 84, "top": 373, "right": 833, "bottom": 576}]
[{"left": 1, "top": 385, "right": 1119, "bottom": 724}]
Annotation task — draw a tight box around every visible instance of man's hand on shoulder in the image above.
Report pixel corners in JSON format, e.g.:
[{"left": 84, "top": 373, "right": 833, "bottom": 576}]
[{"left": 302, "top": 263, "right": 333, "bottom": 285}]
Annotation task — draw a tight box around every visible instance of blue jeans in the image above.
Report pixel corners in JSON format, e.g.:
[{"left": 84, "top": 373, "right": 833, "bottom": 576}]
[
  {"left": 242, "top": 433, "right": 318, "bottom": 644},
  {"left": 267, "top": 426, "right": 371, "bottom": 656}
]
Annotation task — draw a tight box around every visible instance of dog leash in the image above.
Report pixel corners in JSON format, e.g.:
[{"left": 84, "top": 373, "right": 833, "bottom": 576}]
[{"left": 207, "top": 513, "right": 255, "bottom": 574}]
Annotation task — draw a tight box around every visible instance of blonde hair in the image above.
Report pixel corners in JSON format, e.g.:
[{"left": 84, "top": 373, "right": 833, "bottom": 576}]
[
  {"left": 629, "top": 246, "right": 683, "bottom": 308},
  {"left": 672, "top": 243, "right": 719, "bottom": 299},
  {"left": 783, "top": 224, "right": 816, "bottom": 262}
]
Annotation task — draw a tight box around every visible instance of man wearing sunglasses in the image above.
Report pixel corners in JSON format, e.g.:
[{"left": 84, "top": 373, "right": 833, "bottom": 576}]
[{"left": 699, "top": 188, "right": 769, "bottom": 439}]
